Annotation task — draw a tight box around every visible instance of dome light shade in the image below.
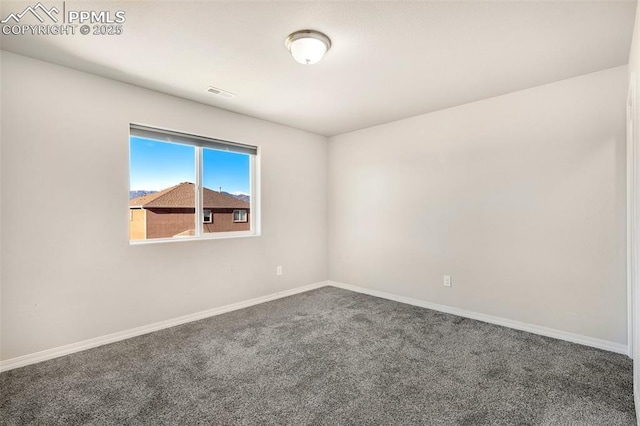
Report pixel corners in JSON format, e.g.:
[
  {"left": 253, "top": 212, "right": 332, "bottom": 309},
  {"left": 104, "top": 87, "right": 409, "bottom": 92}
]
[{"left": 285, "top": 30, "right": 331, "bottom": 65}]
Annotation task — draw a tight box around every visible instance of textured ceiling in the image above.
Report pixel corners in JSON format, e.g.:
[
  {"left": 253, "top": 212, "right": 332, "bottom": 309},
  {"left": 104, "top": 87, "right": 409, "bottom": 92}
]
[{"left": 1, "top": 1, "right": 637, "bottom": 136}]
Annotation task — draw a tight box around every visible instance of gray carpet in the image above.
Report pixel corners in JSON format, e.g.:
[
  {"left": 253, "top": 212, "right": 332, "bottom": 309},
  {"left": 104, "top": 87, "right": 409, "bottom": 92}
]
[{"left": 0, "top": 287, "right": 635, "bottom": 425}]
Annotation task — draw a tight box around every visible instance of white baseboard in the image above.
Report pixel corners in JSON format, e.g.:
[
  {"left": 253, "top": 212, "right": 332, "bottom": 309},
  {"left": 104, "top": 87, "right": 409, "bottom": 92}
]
[
  {"left": 0, "top": 281, "right": 329, "bottom": 373},
  {"left": 329, "top": 280, "right": 628, "bottom": 355},
  {"left": 2, "top": 280, "right": 628, "bottom": 373}
]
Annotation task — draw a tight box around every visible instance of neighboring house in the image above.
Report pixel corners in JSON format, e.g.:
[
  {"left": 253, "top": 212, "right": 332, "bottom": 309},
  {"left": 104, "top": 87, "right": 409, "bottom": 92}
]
[{"left": 130, "top": 182, "right": 250, "bottom": 240}]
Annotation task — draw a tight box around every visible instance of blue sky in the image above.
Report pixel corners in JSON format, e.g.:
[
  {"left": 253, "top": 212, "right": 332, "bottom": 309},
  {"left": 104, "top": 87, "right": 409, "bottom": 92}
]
[{"left": 130, "top": 137, "right": 250, "bottom": 194}]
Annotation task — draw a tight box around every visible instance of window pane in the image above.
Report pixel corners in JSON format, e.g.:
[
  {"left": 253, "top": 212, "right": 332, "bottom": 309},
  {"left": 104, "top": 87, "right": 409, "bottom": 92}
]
[
  {"left": 202, "top": 148, "right": 251, "bottom": 234},
  {"left": 203, "top": 209, "right": 212, "bottom": 223},
  {"left": 129, "top": 137, "right": 196, "bottom": 241},
  {"left": 233, "top": 210, "right": 247, "bottom": 222}
]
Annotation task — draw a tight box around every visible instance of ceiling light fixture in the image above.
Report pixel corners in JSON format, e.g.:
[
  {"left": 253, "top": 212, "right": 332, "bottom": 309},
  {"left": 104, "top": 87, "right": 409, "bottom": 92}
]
[{"left": 285, "top": 30, "right": 331, "bottom": 65}]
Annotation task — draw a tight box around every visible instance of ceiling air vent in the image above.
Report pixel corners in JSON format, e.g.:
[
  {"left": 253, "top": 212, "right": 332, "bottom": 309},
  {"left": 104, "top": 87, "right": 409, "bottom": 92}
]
[{"left": 205, "top": 86, "right": 236, "bottom": 99}]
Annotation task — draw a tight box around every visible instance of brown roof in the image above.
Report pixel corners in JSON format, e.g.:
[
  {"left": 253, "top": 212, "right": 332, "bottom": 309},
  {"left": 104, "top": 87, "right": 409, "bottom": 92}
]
[{"left": 130, "top": 182, "right": 250, "bottom": 209}]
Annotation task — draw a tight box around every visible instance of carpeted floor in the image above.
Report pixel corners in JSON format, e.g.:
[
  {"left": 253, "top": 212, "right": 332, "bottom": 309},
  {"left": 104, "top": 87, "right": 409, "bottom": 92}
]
[{"left": 0, "top": 287, "right": 635, "bottom": 425}]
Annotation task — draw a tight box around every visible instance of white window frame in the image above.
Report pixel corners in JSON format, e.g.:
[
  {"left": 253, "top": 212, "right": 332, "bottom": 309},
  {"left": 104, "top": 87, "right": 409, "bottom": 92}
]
[
  {"left": 129, "top": 124, "right": 261, "bottom": 244},
  {"left": 233, "top": 209, "right": 248, "bottom": 223},
  {"left": 203, "top": 209, "right": 213, "bottom": 223}
]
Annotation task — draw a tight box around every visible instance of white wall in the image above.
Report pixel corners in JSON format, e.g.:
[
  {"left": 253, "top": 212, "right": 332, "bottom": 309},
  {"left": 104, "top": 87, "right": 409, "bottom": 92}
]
[
  {"left": 627, "top": 0, "right": 640, "bottom": 412},
  {"left": 0, "top": 52, "right": 328, "bottom": 361},
  {"left": 329, "top": 66, "right": 629, "bottom": 345},
  {"left": 1, "top": 50, "right": 632, "bottom": 362}
]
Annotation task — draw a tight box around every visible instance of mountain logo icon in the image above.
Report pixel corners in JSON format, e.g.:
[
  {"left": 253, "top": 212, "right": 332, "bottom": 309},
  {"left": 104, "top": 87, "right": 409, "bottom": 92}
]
[{"left": 1, "top": 2, "right": 59, "bottom": 24}]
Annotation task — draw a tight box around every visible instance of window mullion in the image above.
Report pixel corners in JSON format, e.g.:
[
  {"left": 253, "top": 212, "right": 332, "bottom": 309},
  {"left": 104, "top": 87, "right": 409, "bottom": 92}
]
[
  {"left": 250, "top": 153, "right": 257, "bottom": 233},
  {"left": 195, "top": 146, "right": 203, "bottom": 237}
]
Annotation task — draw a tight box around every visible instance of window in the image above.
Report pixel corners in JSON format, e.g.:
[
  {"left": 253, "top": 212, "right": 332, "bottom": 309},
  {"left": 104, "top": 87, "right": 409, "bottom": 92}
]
[
  {"left": 203, "top": 209, "right": 212, "bottom": 223},
  {"left": 233, "top": 209, "right": 247, "bottom": 223},
  {"left": 129, "top": 124, "right": 258, "bottom": 243}
]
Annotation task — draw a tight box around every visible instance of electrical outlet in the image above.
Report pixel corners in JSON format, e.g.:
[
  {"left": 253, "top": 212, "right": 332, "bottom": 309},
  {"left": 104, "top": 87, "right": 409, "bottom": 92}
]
[
  {"left": 443, "top": 275, "right": 452, "bottom": 287},
  {"left": 276, "top": 266, "right": 283, "bottom": 276}
]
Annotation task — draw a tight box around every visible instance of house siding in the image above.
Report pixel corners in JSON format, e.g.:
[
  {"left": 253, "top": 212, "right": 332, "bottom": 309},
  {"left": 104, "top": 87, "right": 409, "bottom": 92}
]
[
  {"left": 205, "top": 209, "right": 250, "bottom": 234},
  {"left": 145, "top": 208, "right": 196, "bottom": 239},
  {"left": 137, "top": 208, "right": 250, "bottom": 239},
  {"left": 129, "top": 209, "right": 146, "bottom": 241}
]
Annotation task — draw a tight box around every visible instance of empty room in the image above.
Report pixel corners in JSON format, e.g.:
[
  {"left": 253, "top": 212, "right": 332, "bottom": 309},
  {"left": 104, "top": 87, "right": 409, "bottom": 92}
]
[{"left": 2, "top": 0, "right": 640, "bottom": 424}]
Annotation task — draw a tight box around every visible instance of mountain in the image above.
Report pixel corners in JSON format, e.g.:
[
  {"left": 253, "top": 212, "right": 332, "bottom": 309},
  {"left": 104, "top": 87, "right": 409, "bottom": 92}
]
[
  {"left": 130, "top": 190, "right": 157, "bottom": 199},
  {"left": 226, "top": 192, "right": 250, "bottom": 203}
]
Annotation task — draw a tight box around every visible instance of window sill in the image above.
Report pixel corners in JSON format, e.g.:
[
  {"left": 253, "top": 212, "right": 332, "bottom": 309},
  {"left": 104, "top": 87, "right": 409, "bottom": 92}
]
[{"left": 129, "top": 231, "right": 261, "bottom": 245}]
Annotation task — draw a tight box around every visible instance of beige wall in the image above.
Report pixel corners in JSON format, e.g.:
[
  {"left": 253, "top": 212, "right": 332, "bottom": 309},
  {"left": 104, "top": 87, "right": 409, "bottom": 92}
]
[
  {"left": 627, "top": 1, "right": 640, "bottom": 404},
  {"left": 328, "top": 66, "right": 629, "bottom": 345},
  {"left": 0, "top": 52, "right": 328, "bottom": 361}
]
